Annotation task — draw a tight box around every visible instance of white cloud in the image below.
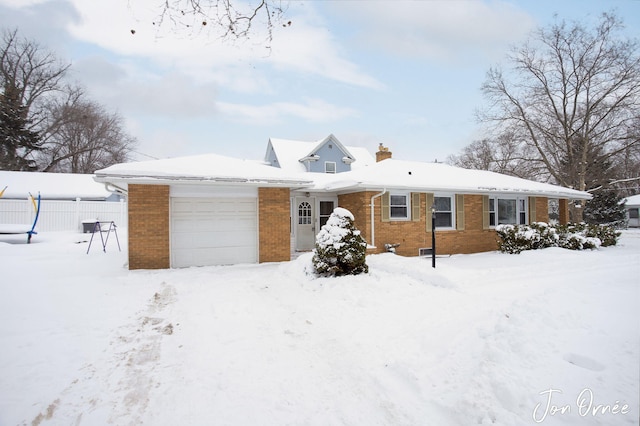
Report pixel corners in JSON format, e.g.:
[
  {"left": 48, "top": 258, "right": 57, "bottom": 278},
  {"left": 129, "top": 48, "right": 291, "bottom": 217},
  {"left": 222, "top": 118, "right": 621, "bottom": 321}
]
[
  {"left": 0, "top": 0, "right": 80, "bottom": 56},
  {"left": 0, "top": 0, "right": 48, "bottom": 6},
  {"left": 60, "top": 0, "right": 381, "bottom": 90},
  {"left": 328, "top": 0, "right": 535, "bottom": 63},
  {"left": 218, "top": 98, "right": 359, "bottom": 125},
  {"left": 268, "top": 15, "right": 384, "bottom": 89},
  {"left": 71, "top": 56, "right": 219, "bottom": 118}
]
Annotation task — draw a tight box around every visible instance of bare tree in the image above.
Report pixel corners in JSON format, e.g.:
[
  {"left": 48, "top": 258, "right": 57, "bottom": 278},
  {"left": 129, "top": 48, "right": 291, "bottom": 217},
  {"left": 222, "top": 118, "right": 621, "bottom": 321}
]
[
  {"left": 0, "top": 29, "right": 70, "bottom": 127},
  {"left": 447, "top": 132, "right": 547, "bottom": 180},
  {"left": 1, "top": 28, "right": 138, "bottom": 173},
  {"left": 139, "top": 0, "right": 289, "bottom": 45},
  {"left": 0, "top": 29, "right": 69, "bottom": 168},
  {"left": 39, "top": 98, "right": 136, "bottom": 173},
  {"left": 478, "top": 13, "right": 640, "bottom": 220}
]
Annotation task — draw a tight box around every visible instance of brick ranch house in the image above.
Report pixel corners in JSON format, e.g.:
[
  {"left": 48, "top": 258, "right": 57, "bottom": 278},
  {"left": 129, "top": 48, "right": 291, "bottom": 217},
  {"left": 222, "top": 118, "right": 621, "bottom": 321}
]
[{"left": 94, "top": 134, "right": 591, "bottom": 269}]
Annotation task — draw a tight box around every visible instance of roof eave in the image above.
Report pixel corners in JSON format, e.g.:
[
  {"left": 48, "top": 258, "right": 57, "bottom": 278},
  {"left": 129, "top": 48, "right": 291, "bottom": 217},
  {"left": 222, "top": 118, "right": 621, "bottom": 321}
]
[
  {"left": 94, "top": 174, "right": 314, "bottom": 188},
  {"left": 320, "top": 181, "right": 592, "bottom": 199}
]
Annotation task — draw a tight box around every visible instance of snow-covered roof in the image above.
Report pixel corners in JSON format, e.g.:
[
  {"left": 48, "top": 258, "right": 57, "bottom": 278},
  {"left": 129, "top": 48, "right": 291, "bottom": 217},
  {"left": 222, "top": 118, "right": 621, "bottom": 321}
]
[
  {"left": 267, "top": 137, "right": 375, "bottom": 173},
  {"left": 318, "top": 159, "right": 591, "bottom": 199},
  {"left": 0, "top": 171, "right": 113, "bottom": 200},
  {"left": 624, "top": 194, "right": 640, "bottom": 206},
  {"left": 94, "top": 153, "right": 313, "bottom": 187},
  {"left": 95, "top": 144, "right": 591, "bottom": 200}
]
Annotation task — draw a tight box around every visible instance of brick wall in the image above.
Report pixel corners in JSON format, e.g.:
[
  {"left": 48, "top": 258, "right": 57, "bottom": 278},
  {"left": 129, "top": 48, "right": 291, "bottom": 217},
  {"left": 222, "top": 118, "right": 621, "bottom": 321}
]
[
  {"left": 128, "top": 184, "right": 170, "bottom": 270},
  {"left": 339, "top": 192, "right": 498, "bottom": 256},
  {"left": 338, "top": 191, "right": 371, "bottom": 246},
  {"left": 559, "top": 198, "right": 570, "bottom": 224},
  {"left": 435, "top": 194, "right": 498, "bottom": 255},
  {"left": 259, "top": 187, "right": 291, "bottom": 263},
  {"left": 535, "top": 197, "right": 550, "bottom": 223}
]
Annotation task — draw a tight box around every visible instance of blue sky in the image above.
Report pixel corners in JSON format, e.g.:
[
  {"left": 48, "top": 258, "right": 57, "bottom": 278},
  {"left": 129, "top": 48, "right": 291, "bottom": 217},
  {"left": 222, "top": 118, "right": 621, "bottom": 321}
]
[{"left": 1, "top": 0, "right": 639, "bottom": 163}]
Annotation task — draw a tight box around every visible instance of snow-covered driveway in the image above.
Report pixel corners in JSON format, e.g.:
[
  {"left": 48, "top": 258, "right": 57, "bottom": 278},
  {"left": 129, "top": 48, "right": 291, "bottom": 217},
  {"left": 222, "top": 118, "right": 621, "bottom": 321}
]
[{"left": 1, "top": 230, "right": 638, "bottom": 425}]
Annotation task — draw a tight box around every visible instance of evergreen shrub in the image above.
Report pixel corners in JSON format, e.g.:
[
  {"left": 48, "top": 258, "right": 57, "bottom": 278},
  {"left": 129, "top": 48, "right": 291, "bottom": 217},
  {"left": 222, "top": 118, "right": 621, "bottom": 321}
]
[
  {"left": 496, "top": 222, "right": 620, "bottom": 254},
  {"left": 312, "top": 207, "right": 368, "bottom": 277}
]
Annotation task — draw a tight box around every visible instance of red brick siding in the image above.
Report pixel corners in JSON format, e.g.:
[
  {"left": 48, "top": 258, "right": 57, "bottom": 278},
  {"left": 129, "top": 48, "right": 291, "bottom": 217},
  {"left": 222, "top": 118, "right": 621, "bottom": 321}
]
[
  {"left": 259, "top": 187, "right": 291, "bottom": 263},
  {"left": 128, "top": 184, "right": 170, "bottom": 270}
]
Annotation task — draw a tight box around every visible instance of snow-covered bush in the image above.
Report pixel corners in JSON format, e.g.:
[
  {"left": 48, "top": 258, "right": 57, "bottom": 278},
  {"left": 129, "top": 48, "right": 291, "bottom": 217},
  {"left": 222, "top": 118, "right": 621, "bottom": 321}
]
[
  {"left": 312, "top": 207, "right": 368, "bottom": 277},
  {"left": 496, "top": 222, "right": 619, "bottom": 254},
  {"left": 557, "top": 223, "right": 619, "bottom": 248},
  {"left": 495, "top": 225, "right": 531, "bottom": 254},
  {"left": 495, "top": 222, "right": 560, "bottom": 253}
]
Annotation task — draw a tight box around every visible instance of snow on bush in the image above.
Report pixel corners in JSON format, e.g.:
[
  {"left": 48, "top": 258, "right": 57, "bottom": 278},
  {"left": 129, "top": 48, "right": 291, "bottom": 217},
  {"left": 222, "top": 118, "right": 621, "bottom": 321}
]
[
  {"left": 312, "top": 207, "right": 368, "bottom": 277},
  {"left": 496, "top": 222, "right": 619, "bottom": 254}
]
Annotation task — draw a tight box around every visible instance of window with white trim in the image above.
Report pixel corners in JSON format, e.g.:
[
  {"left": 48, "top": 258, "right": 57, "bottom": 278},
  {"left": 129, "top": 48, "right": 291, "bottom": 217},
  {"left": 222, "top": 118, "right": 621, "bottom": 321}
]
[
  {"left": 390, "top": 194, "right": 410, "bottom": 220},
  {"left": 489, "top": 196, "right": 527, "bottom": 226},
  {"left": 434, "top": 195, "right": 454, "bottom": 228},
  {"left": 324, "top": 161, "right": 336, "bottom": 174},
  {"left": 519, "top": 199, "right": 527, "bottom": 224}
]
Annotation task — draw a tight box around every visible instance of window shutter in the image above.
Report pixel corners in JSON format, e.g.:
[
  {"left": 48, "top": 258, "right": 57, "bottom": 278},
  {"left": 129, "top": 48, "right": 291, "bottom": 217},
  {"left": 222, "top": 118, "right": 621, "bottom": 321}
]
[
  {"left": 425, "top": 193, "right": 434, "bottom": 231},
  {"left": 412, "top": 193, "right": 421, "bottom": 222},
  {"left": 381, "top": 192, "right": 390, "bottom": 222},
  {"left": 456, "top": 194, "right": 465, "bottom": 230},
  {"left": 482, "top": 195, "right": 490, "bottom": 230},
  {"left": 529, "top": 196, "right": 536, "bottom": 224}
]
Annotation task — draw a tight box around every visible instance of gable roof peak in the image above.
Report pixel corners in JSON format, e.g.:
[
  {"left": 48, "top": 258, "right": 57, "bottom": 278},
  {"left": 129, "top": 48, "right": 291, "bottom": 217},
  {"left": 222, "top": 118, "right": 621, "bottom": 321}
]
[{"left": 302, "top": 134, "right": 354, "bottom": 162}]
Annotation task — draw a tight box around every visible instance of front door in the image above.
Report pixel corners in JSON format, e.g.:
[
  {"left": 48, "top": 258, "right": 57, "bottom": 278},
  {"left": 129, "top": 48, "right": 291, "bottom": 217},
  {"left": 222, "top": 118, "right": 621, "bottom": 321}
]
[{"left": 296, "top": 198, "right": 315, "bottom": 251}]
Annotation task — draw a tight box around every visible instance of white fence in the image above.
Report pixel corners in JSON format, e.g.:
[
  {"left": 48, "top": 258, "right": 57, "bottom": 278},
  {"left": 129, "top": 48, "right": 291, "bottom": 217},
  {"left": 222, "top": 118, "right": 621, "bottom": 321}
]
[{"left": 0, "top": 199, "right": 127, "bottom": 232}]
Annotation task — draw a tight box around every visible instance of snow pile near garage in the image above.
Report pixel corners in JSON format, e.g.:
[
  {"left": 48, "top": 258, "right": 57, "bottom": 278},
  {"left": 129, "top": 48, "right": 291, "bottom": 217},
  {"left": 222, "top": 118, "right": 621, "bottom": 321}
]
[{"left": 0, "top": 231, "right": 638, "bottom": 425}]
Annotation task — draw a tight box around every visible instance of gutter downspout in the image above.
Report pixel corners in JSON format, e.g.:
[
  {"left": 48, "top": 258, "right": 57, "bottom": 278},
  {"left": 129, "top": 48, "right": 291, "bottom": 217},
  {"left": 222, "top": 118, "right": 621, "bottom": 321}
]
[
  {"left": 104, "top": 182, "right": 128, "bottom": 197},
  {"left": 370, "top": 188, "right": 386, "bottom": 248}
]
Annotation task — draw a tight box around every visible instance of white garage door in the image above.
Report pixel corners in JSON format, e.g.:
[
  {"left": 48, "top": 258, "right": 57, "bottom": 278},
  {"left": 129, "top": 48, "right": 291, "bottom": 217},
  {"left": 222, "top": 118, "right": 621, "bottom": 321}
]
[{"left": 171, "top": 197, "right": 258, "bottom": 268}]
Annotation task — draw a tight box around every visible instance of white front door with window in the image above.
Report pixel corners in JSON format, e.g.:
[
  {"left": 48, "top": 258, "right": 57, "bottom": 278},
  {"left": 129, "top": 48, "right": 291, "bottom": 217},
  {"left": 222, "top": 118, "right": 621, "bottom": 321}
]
[{"left": 295, "top": 198, "right": 315, "bottom": 251}]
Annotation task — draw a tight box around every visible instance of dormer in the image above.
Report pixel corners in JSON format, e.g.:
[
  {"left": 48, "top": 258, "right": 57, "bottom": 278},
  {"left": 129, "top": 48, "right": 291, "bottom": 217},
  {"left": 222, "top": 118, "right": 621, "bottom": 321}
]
[
  {"left": 265, "top": 134, "right": 375, "bottom": 173},
  {"left": 298, "top": 134, "right": 356, "bottom": 173}
]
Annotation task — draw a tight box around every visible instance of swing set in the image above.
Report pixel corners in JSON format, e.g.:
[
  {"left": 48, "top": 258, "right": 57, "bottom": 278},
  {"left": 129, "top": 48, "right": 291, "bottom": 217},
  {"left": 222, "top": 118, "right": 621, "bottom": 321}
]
[{"left": 0, "top": 186, "right": 41, "bottom": 243}]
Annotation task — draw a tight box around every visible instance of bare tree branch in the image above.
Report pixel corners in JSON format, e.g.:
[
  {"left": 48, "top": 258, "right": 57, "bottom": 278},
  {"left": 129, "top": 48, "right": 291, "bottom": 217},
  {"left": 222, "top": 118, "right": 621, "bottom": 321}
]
[
  {"left": 476, "top": 13, "right": 640, "bottom": 219},
  {"left": 134, "top": 0, "right": 289, "bottom": 47}
]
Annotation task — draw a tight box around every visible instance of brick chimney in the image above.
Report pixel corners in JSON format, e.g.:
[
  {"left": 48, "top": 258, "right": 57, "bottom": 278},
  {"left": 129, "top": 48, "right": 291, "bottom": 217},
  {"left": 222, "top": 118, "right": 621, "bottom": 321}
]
[{"left": 376, "top": 143, "right": 392, "bottom": 162}]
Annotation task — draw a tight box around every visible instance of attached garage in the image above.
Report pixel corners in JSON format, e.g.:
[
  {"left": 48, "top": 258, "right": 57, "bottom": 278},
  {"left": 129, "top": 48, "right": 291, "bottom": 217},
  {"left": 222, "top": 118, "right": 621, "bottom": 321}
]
[{"left": 170, "top": 191, "right": 258, "bottom": 268}]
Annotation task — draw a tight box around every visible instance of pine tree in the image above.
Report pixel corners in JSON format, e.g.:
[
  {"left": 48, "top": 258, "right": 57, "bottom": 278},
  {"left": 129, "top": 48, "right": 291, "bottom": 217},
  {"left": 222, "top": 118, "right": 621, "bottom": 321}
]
[
  {"left": 583, "top": 189, "right": 627, "bottom": 227},
  {"left": 312, "top": 207, "right": 368, "bottom": 277},
  {"left": 0, "top": 87, "right": 42, "bottom": 170}
]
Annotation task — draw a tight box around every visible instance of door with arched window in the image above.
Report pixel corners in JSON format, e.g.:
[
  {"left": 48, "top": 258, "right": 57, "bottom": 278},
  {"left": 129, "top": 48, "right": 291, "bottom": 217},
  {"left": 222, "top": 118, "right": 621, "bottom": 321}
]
[{"left": 295, "top": 198, "right": 315, "bottom": 251}]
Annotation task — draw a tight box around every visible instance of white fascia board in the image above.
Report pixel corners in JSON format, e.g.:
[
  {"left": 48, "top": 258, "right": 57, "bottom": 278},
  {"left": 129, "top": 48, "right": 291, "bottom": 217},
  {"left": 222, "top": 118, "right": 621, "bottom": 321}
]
[
  {"left": 318, "top": 180, "right": 591, "bottom": 199},
  {"left": 94, "top": 174, "right": 313, "bottom": 188}
]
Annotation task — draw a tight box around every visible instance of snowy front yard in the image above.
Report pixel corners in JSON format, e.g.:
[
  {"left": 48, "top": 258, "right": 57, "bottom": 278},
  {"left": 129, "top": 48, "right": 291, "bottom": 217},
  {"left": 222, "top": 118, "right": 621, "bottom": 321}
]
[{"left": 0, "top": 230, "right": 638, "bottom": 425}]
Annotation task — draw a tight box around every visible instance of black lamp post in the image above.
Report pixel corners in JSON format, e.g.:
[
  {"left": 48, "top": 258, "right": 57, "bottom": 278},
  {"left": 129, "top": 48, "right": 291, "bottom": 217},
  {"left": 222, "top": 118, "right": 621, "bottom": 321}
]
[{"left": 431, "top": 204, "right": 436, "bottom": 268}]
